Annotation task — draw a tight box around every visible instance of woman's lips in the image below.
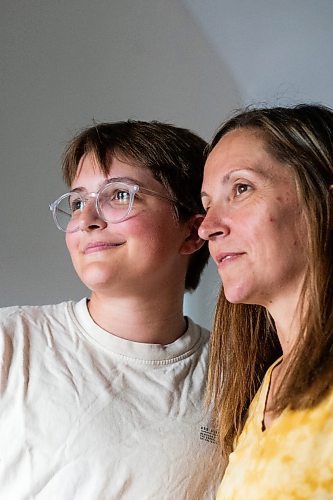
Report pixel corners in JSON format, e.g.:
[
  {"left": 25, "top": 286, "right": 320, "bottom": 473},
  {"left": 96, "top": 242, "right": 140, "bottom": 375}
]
[
  {"left": 215, "top": 252, "right": 245, "bottom": 266},
  {"left": 84, "top": 241, "right": 125, "bottom": 254}
]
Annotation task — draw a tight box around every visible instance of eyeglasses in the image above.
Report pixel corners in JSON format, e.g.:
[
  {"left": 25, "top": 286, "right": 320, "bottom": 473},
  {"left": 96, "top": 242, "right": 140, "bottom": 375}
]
[{"left": 49, "top": 181, "right": 178, "bottom": 232}]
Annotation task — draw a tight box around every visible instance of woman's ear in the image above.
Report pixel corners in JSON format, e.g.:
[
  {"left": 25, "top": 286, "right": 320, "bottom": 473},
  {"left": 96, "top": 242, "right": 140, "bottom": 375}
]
[{"left": 179, "top": 214, "right": 206, "bottom": 255}]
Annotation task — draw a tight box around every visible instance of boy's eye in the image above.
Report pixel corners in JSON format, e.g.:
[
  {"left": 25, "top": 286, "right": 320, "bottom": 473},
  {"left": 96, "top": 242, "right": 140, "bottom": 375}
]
[
  {"left": 70, "top": 197, "right": 84, "bottom": 212},
  {"left": 112, "top": 189, "right": 131, "bottom": 204},
  {"left": 100, "top": 183, "right": 132, "bottom": 206}
]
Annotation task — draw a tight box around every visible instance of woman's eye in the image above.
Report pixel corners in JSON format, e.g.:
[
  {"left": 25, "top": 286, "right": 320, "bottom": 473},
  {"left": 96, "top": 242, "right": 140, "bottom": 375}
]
[{"left": 235, "top": 183, "right": 250, "bottom": 196}]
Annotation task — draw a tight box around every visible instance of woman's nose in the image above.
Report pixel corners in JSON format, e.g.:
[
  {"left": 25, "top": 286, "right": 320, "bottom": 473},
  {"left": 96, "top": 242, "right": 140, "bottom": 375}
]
[
  {"left": 78, "top": 200, "right": 107, "bottom": 232},
  {"left": 198, "top": 207, "right": 226, "bottom": 240}
]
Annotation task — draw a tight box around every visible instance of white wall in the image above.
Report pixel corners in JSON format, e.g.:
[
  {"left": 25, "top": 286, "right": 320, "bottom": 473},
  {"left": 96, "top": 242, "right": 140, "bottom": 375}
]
[
  {"left": 183, "top": 0, "right": 333, "bottom": 106},
  {"left": 1, "top": 0, "right": 333, "bottom": 329}
]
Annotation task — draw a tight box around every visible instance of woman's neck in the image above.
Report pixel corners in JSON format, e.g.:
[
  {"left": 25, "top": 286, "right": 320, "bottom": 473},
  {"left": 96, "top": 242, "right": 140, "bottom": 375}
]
[
  {"left": 263, "top": 287, "right": 305, "bottom": 428},
  {"left": 267, "top": 283, "right": 304, "bottom": 358}
]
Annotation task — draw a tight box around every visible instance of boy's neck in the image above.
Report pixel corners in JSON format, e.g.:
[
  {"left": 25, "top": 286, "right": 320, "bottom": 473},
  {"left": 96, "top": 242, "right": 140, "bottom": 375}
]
[{"left": 87, "top": 291, "right": 188, "bottom": 345}]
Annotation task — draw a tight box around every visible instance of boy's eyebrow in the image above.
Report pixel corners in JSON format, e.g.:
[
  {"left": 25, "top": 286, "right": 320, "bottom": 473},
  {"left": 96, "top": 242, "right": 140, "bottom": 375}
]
[
  {"left": 70, "top": 176, "right": 144, "bottom": 193},
  {"left": 107, "top": 176, "right": 144, "bottom": 186}
]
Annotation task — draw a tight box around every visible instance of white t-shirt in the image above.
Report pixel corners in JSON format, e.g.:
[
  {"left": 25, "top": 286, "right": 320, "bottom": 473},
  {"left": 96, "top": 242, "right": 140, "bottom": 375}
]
[{"left": 0, "top": 299, "right": 222, "bottom": 499}]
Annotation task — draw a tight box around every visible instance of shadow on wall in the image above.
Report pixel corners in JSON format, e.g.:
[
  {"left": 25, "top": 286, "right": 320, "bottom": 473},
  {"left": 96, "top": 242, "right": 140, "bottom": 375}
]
[
  {"left": 184, "top": 258, "right": 221, "bottom": 331},
  {"left": 0, "top": 0, "right": 241, "bottom": 323}
]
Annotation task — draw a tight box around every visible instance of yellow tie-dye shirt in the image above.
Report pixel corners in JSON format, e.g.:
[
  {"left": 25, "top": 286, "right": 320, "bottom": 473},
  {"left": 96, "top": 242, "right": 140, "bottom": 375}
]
[{"left": 217, "top": 358, "right": 333, "bottom": 499}]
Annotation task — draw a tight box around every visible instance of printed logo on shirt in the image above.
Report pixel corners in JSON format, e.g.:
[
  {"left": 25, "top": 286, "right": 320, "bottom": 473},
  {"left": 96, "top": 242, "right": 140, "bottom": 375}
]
[{"left": 200, "top": 425, "right": 218, "bottom": 444}]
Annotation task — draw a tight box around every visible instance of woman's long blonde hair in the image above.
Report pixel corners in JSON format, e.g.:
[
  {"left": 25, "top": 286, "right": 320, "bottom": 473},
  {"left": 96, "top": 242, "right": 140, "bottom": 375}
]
[{"left": 207, "top": 104, "right": 333, "bottom": 456}]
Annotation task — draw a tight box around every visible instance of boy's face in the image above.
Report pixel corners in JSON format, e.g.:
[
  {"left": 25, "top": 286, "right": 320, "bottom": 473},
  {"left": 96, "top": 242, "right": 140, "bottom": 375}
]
[{"left": 65, "top": 153, "right": 192, "bottom": 298}]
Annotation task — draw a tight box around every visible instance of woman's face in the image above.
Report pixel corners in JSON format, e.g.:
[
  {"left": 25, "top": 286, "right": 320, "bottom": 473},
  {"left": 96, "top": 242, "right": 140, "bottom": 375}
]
[{"left": 199, "top": 128, "right": 307, "bottom": 310}]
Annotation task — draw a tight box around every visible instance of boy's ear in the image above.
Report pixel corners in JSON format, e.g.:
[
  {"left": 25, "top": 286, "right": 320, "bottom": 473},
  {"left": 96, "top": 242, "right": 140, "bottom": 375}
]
[{"left": 179, "top": 214, "right": 206, "bottom": 255}]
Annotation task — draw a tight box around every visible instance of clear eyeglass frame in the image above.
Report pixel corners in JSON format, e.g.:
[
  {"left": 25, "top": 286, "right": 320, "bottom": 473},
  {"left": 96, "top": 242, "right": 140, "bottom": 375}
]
[{"left": 49, "top": 181, "right": 179, "bottom": 233}]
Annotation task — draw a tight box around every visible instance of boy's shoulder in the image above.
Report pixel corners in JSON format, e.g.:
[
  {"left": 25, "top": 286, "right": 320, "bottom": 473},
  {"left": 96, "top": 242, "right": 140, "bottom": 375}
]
[{"left": 0, "top": 301, "right": 74, "bottom": 332}]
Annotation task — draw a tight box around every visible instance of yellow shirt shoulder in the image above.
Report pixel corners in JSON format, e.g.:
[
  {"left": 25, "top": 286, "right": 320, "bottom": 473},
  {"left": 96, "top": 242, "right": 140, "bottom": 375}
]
[{"left": 217, "top": 359, "right": 333, "bottom": 499}]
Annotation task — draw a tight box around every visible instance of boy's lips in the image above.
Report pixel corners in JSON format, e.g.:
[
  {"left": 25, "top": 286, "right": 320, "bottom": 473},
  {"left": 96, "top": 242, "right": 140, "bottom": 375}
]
[{"left": 83, "top": 241, "right": 125, "bottom": 254}]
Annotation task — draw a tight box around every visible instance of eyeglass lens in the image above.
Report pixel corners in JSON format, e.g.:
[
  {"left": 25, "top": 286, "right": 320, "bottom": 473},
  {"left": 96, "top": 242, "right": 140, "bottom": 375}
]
[{"left": 54, "top": 182, "right": 136, "bottom": 232}]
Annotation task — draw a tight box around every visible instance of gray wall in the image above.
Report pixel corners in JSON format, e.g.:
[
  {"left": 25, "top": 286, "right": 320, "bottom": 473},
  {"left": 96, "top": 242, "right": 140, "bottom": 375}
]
[{"left": 1, "top": 0, "right": 333, "bottom": 329}]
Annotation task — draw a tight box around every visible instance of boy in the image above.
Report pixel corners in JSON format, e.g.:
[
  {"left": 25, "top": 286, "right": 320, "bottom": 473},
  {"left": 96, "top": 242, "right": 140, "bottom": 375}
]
[{"left": 0, "top": 120, "right": 222, "bottom": 499}]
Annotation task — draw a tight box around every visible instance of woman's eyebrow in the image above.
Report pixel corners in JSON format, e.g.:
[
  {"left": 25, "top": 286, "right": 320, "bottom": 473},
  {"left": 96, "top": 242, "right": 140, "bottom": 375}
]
[
  {"left": 201, "top": 166, "right": 274, "bottom": 200},
  {"left": 221, "top": 167, "right": 269, "bottom": 184}
]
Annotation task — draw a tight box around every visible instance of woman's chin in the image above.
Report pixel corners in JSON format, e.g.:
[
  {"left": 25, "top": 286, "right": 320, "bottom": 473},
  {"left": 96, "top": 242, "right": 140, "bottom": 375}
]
[{"left": 223, "top": 284, "right": 252, "bottom": 305}]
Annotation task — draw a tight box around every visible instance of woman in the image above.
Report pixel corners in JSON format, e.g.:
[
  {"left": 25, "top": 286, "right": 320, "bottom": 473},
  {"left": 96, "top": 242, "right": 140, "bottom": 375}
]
[{"left": 199, "top": 104, "right": 333, "bottom": 497}]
